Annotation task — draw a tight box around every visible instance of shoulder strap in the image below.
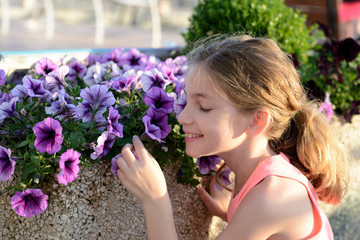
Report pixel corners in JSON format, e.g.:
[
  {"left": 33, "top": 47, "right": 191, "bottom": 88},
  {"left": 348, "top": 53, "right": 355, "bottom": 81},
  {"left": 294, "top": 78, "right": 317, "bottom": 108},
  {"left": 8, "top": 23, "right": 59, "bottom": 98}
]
[{"left": 228, "top": 153, "right": 318, "bottom": 223}]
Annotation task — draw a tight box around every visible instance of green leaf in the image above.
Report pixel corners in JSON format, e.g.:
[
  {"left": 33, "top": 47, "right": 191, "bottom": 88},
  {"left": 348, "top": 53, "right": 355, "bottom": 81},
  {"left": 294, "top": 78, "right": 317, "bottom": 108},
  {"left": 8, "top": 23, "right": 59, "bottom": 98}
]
[
  {"left": 16, "top": 140, "right": 28, "bottom": 148},
  {"left": 79, "top": 122, "right": 93, "bottom": 129},
  {"left": 30, "top": 155, "right": 40, "bottom": 165},
  {"left": 68, "top": 131, "right": 86, "bottom": 148}
]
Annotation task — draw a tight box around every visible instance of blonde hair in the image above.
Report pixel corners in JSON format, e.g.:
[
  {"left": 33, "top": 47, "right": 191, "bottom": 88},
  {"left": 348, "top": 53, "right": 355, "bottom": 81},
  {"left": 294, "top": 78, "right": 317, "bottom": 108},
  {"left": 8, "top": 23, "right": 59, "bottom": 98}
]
[{"left": 187, "top": 34, "right": 349, "bottom": 205}]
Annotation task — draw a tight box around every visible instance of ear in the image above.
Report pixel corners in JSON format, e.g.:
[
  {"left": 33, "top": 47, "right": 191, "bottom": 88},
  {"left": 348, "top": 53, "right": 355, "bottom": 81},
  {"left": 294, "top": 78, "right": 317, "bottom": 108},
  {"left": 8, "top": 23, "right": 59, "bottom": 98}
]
[{"left": 246, "top": 109, "right": 271, "bottom": 137}]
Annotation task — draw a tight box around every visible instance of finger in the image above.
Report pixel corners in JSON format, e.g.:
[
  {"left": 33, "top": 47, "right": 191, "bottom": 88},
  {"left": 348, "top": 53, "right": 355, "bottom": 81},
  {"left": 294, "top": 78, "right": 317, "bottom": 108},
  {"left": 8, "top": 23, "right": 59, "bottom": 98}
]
[
  {"left": 117, "top": 169, "right": 128, "bottom": 187},
  {"left": 116, "top": 157, "right": 129, "bottom": 171},
  {"left": 121, "top": 143, "right": 137, "bottom": 165},
  {"left": 132, "top": 135, "right": 151, "bottom": 162},
  {"left": 197, "top": 187, "right": 222, "bottom": 214}
]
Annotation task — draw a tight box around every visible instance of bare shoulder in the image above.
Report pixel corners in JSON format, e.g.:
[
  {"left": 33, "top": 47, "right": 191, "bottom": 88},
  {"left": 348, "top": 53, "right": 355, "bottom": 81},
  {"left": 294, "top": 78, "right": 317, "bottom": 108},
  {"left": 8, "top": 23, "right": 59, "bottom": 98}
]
[{"left": 217, "top": 176, "right": 315, "bottom": 240}]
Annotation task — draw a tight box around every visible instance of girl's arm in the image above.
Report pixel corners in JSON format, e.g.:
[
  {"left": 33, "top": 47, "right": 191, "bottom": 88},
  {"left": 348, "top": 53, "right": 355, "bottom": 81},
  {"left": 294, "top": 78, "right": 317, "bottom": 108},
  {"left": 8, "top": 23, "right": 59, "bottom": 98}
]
[
  {"left": 197, "top": 176, "right": 231, "bottom": 221},
  {"left": 116, "top": 135, "right": 177, "bottom": 240},
  {"left": 142, "top": 194, "right": 177, "bottom": 240}
]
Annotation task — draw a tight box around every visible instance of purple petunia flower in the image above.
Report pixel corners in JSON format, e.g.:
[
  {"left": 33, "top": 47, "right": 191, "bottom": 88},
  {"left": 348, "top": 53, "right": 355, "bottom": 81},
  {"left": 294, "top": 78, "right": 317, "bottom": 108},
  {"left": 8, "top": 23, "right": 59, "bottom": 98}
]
[
  {"left": 57, "top": 149, "right": 81, "bottom": 185},
  {"left": 83, "top": 62, "right": 107, "bottom": 86},
  {"left": 45, "top": 65, "right": 69, "bottom": 92},
  {"left": 144, "top": 87, "right": 174, "bottom": 113},
  {"left": 85, "top": 53, "right": 101, "bottom": 66},
  {"left": 91, "top": 131, "right": 116, "bottom": 160},
  {"left": 174, "top": 77, "right": 185, "bottom": 96},
  {"left": 157, "top": 62, "right": 177, "bottom": 82},
  {"left": 145, "top": 56, "right": 161, "bottom": 70},
  {"left": 101, "top": 48, "right": 124, "bottom": 66},
  {"left": 107, "top": 107, "right": 123, "bottom": 138},
  {"left": 76, "top": 102, "right": 106, "bottom": 123},
  {"left": 174, "top": 90, "right": 187, "bottom": 117},
  {"left": 45, "top": 100, "right": 76, "bottom": 120},
  {"left": 111, "top": 154, "right": 121, "bottom": 177},
  {"left": 45, "top": 89, "right": 76, "bottom": 120},
  {"left": 140, "top": 68, "right": 171, "bottom": 93},
  {"left": 0, "top": 97, "right": 20, "bottom": 123},
  {"left": 196, "top": 155, "right": 222, "bottom": 175},
  {"left": 22, "top": 76, "right": 51, "bottom": 100},
  {"left": 0, "top": 90, "right": 10, "bottom": 104},
  {"left": 111, "top": 70, "right": 136, "bottom": 93},
  {"left": 33, "top": 117, "right": 63, "bottom": 154},
  {"left": 164, "top": 56, "right": 188, "bottom": 78},
  {"left": 67, "top": 60, "right": 87, "bottom": 82},
  {"left": 110, "top": 151, "right": 138, "bottom": 177},
  {"left": 0, "top": 146, "right": 16, "bottom": 181},
  {"left": 76, "top": 84, "right": 115, "bottom": 123},
  {"left": 318, "top": 92, "right": 334, "bottom": 121},
  {"left": 35, "top": 57, "right": 58, "bottom": 75},
  {"left": 109, "top": 61, "right": 122, "bottom": 79},
  {"left": 0, "top": 69, "right": 6, "bottom": 85},
  {"left": 142, "top": 107, "right": 171, "bottom": 142},
  {"left": 10, "top": 84, "right": 28, "bottom": 100},
  {"left": 11, "top": 188, "right": 48, "bottom": 217},
  {"left": 81, "top": 84, "right": 115, "bottom": 111},
  {"left": 122, "top": 48, "right": 148, "bottom": 71}
]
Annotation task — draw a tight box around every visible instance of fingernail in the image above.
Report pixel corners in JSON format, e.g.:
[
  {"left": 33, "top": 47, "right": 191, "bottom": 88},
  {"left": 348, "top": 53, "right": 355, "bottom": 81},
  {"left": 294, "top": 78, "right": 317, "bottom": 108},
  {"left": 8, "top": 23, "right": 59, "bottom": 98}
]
[{"left": 133, "top": 135, "right": 138, "bottom": 139}]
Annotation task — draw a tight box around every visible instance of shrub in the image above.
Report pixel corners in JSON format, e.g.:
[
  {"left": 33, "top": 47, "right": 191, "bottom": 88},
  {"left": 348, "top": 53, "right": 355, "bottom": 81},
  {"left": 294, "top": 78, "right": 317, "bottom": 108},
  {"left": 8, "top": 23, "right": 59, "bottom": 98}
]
[
  {"left": 182, "top": 0, "right": 317, "bottom": 64},
  {"left": 300, "top": 24, "right": 360, "bottom": 122}
]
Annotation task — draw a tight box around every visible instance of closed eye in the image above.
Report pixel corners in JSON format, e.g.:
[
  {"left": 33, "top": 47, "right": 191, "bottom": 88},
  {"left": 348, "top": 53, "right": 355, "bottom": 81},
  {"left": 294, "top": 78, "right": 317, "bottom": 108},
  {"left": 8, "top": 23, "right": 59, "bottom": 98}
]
[{"left": 199, "top": 106, "right": 211, "bottom": 112}]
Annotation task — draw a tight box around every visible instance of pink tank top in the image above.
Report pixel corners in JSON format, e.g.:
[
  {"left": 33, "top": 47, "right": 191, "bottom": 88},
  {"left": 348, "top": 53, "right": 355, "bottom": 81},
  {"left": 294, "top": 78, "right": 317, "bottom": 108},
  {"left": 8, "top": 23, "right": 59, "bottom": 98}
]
[{"left": 227, "top": 153, "right": 333, "bottom": 239}]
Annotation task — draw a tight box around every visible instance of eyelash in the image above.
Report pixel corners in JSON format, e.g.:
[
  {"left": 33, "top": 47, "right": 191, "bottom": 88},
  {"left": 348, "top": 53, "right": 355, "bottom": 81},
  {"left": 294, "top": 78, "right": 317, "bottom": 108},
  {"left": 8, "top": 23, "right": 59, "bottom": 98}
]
[{"left": 199, "top": 106, "right": 211, "bottom": 112}]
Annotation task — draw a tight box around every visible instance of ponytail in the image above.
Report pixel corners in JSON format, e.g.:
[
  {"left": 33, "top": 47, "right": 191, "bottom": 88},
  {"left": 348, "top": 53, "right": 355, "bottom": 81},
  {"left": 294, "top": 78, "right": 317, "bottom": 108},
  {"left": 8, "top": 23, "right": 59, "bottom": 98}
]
[{"left": 270, "top": 102, "right": 350, "bottom": 205}]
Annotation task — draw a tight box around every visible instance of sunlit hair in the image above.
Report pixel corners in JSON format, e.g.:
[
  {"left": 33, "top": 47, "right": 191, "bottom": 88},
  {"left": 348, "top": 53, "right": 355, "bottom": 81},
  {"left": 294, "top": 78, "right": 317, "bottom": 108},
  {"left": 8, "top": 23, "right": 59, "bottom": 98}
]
[{"left": 187, "top": 34, "right": 350, "bottom": 205}]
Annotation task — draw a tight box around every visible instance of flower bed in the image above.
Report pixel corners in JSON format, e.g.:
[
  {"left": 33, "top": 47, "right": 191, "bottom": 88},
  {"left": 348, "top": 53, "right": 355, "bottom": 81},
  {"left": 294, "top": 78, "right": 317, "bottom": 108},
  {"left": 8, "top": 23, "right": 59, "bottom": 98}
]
[
  {"left": 0, "top": 48, "right": 192, "bottom": 215},
  {"left": 0, "top": 47, "right": 231, "bottom": 239}
]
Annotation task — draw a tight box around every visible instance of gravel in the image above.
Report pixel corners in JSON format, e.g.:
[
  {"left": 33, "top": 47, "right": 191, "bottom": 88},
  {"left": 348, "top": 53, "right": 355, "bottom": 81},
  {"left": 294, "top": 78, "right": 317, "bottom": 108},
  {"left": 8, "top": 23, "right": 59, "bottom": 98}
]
[
  {"left": 1, "top": 116, "right": 359, "bottom": 239},
  {"left": 0, "top": 159, "right": 213, "bottom": 239}
]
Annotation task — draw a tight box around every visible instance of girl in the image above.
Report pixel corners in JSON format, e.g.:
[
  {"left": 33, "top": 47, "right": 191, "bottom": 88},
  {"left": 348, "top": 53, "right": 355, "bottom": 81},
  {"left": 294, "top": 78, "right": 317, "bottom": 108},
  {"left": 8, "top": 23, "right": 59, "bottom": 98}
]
[{"left": 115, "top": 35, "right": 349, "bottom": 239}]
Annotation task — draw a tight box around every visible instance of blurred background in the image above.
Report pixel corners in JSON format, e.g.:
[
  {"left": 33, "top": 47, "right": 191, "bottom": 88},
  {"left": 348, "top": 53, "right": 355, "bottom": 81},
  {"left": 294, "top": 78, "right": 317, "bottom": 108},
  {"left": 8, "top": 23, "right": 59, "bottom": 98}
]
[
  {"left": 0, "top": 0, "right": 359, "bottom": 52},
  {"left": 0, "top": 0, "right": 197, "bottom": 51}
]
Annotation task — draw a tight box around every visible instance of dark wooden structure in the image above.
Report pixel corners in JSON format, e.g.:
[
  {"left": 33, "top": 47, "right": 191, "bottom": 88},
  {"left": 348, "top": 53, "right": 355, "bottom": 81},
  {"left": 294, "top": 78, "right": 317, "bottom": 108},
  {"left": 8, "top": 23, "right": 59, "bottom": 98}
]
[{"left": 285, "top": 0, "right": 360, "bottom": 39}]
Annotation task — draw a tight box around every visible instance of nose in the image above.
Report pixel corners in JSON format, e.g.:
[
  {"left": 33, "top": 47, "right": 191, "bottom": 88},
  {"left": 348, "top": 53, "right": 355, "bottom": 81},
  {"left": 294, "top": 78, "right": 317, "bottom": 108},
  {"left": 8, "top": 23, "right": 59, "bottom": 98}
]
[{"left": 177, "top": 103, "right": 191, "bottom": 126}]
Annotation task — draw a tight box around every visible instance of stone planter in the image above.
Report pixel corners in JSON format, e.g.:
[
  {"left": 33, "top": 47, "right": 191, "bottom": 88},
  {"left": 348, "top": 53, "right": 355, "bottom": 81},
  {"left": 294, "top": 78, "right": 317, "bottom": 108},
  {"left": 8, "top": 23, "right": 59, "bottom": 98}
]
[{"left": 0, "top": 159, "right": 222, "bottom": 239}]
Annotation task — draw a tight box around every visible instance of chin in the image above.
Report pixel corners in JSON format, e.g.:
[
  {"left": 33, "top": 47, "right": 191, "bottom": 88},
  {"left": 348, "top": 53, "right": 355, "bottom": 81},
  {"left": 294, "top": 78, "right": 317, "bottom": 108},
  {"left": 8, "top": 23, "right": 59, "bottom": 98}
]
[
  {"left": 186, "top": 148, "right": 213, "bottom": 159},
  {"left": 185, "top": 149, "right": 201, "bottom": 158}
]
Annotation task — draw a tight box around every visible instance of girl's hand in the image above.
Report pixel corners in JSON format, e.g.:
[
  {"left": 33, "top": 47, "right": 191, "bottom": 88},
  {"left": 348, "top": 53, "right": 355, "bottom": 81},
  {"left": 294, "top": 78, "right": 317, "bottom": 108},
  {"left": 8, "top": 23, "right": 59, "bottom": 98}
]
[
  {"left": 197, "top": 175, "right": 231, "bottom": 222},
  {"left": 116, "top": 135, "right": 168, "bottom": 204}
]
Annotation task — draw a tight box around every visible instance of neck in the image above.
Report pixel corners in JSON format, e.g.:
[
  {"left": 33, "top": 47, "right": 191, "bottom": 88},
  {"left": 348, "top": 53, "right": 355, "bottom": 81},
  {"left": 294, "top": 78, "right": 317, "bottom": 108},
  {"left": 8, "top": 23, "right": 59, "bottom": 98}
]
[{"left": 219, "top": 136, "right": 276, "bottom": 196}]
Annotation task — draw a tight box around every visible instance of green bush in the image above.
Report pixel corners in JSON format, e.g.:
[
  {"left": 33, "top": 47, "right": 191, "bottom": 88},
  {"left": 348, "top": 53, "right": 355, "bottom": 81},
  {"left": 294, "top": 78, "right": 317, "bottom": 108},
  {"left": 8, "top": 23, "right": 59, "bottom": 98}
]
[
  {"left": 300, "top": 27, "right": 360, "bottom": 122},
  {"left": 182, "top": 0, "right": 317, "bottom": 64}
]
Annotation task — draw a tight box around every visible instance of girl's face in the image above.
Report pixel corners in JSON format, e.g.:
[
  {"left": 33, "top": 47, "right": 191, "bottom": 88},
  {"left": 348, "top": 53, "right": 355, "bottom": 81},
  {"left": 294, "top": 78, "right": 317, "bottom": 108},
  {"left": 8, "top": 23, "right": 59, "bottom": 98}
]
[{"left": 177, "top": 64, "right": 251, "bottom": 158}]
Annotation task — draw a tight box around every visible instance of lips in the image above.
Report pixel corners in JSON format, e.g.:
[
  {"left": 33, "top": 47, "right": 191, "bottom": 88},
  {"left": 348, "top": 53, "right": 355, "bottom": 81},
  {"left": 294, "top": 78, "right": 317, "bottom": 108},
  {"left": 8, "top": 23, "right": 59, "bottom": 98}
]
[
  {"left": 183, "top": 130, "right": 204, "bottom": 142},
  {"left": 184, "top": 133, "right": 203, "bottom": 138}
]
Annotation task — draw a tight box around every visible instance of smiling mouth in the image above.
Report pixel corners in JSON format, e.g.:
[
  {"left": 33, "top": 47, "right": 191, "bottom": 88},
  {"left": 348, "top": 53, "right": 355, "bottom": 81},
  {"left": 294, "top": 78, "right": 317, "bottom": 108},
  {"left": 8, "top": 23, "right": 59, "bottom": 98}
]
[{"left": 184, "top": 134, "right": 203, "bottom": 138}]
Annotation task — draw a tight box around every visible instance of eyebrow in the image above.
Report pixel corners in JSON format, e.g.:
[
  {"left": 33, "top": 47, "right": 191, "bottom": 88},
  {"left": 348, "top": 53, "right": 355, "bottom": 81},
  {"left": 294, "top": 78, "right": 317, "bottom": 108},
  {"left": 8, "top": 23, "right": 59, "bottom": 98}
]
[{"left": 184, "top": 89, "right": 210, "bottom": 99}]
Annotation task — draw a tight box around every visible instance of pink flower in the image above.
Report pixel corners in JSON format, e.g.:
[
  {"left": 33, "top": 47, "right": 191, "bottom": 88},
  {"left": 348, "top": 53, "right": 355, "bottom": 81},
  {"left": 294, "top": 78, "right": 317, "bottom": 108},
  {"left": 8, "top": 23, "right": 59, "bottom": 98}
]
[
  {"left": 33, "top": 117, "right": 63, "bottom": 154},
  {"left": 319, "top": 92, "right": 334, "bottom": 121},
  {"left": 11, "top": 189, "right": 48, "bottom": 217},
  {"left": 0, "top": 146, "right": 16, "bottom": 181},
  {"left": 57, "top": 149, "right": 81, "bottom": 185}
]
